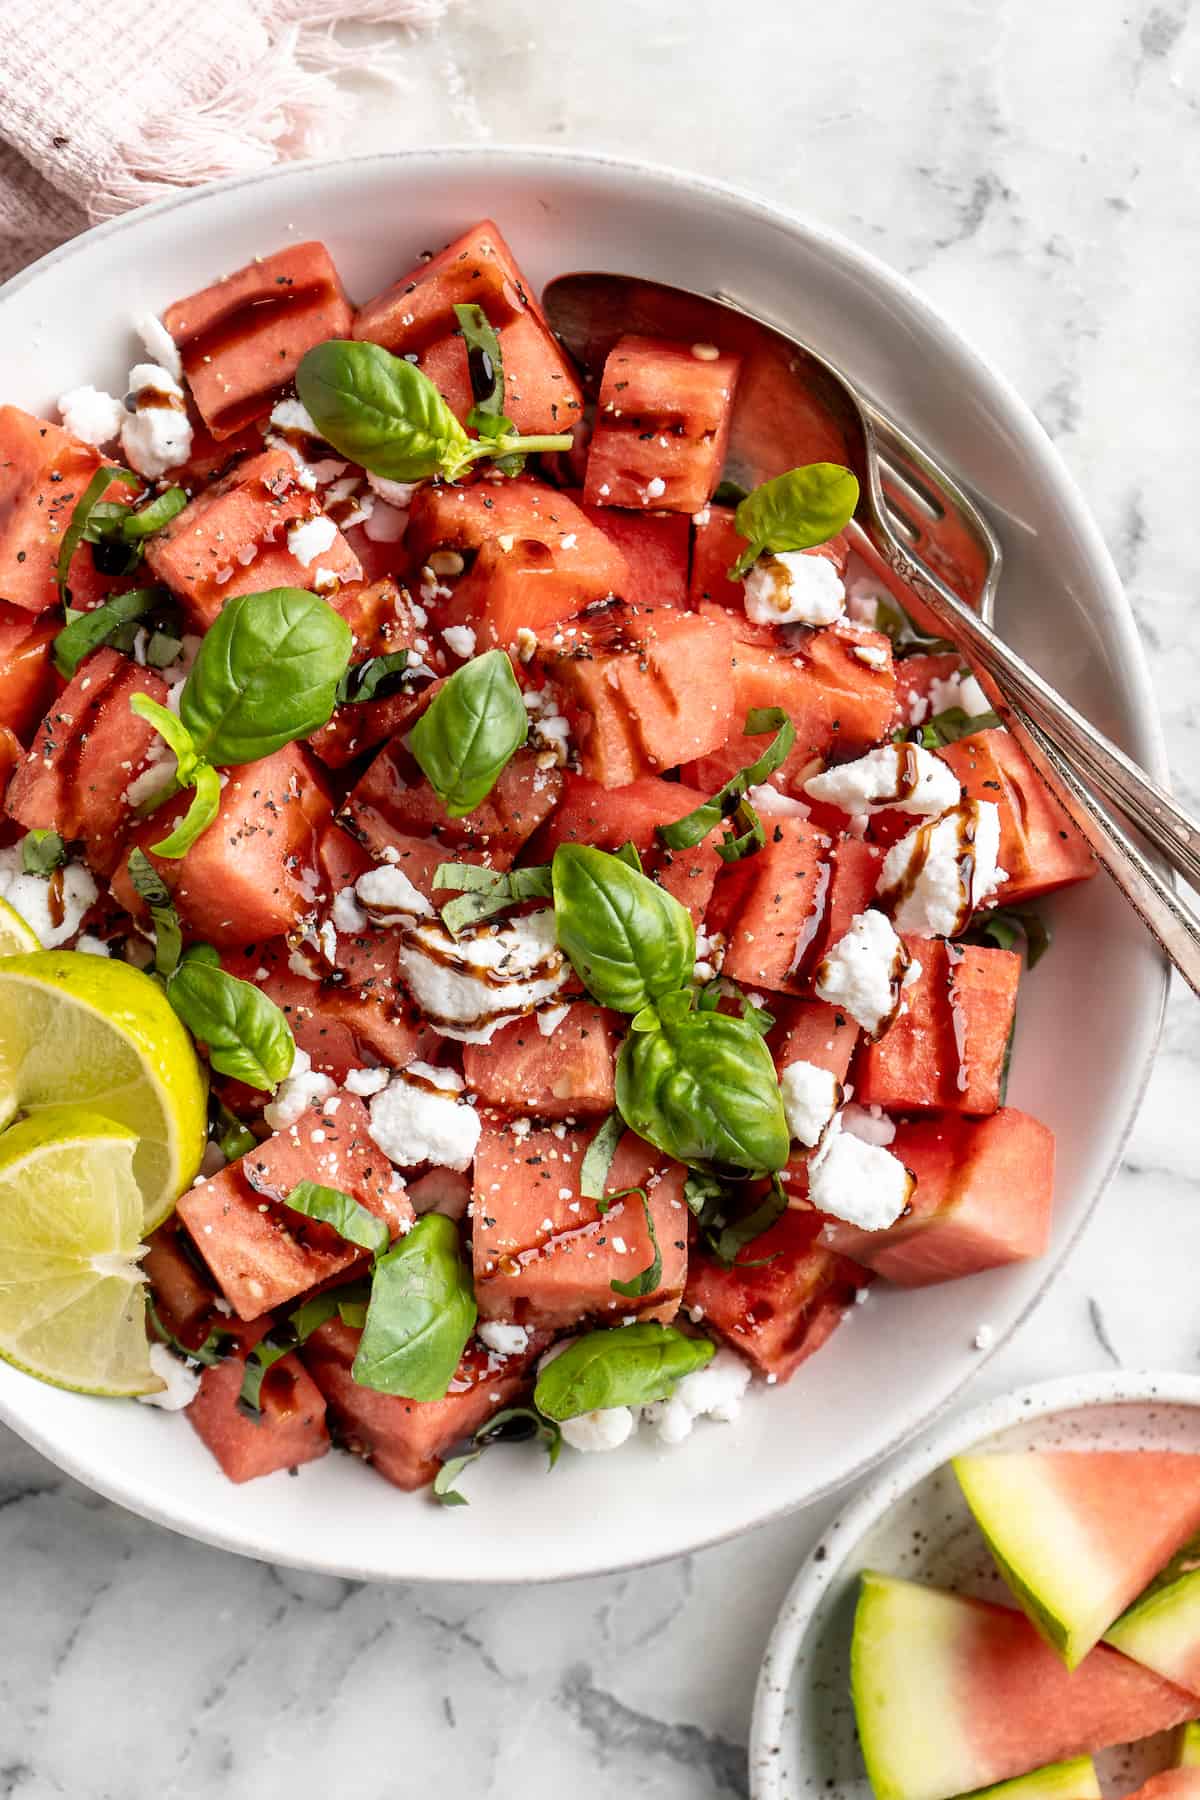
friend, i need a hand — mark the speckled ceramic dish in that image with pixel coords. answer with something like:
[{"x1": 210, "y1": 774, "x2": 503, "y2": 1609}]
[
  {"x1": 0, "y1": 149, "x2": 1169, "y2": 1583},
  {"x1": 751, "y1": 1373, "x2": 1200, "y2": 1798}
]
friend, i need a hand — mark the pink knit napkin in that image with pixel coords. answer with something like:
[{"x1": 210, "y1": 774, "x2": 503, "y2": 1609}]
[{"x1": 0, "y1": 0, "x2": 450, "y2": 282}]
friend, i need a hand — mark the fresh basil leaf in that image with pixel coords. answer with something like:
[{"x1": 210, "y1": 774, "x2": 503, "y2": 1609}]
[
  {"x1": 53, "y1": 586, "x2": 165, "y2": 678},
  {"x1": 19, "y1": 829, "x2": 66, "y2": 875},
  {"x1": 729, "y1": 463, "x2": 860, "y2": 580},
  {"x1": 963, "y1": 905, "x2": 1051, "y2": 969},
  {"x1": 126, "y1": 846, "x2": 183, "y2": 978},
  {"x1": 409, "y1": 649, "x2": 528, "y2": 818},
  {"x1": 117, "y1": 486, "x2": 187, "y2": 541},
  {"x1": 211, "y1": 1098, "x2": 256, "y2": 1163},
  {"x1": 296, "y1": 341, "x2": 573, "y2": 483},
  {"x1": 352, "y1": 1213, "x2": 476, "y2": 1402},
  {"x1": 433, "y1": 860, "x2": 554, "y2": 935},
  {"x1": 918, "y1": 705, "x2": 1002, "y2": 749},
  {"x1": 870, "y1": 592, "x2": 956, "y2": 656},
  {"x1": 695, "y1": 977, "x2": 775, "y2": 1036},
  {"x1": 146, "y1": 1297, "x2": 234, "y2": 1369},
  {"x1": 552, "y1": 843, "x2": 695, "y2": 1015},
  {"x1": 56, "y1": 464, "x2": 140, "y2": 601},
  {"x1": 236, "y1": 1281, "x2": 374, "y2": 1413},
  {"x1": 711, "y1": 479, "x2": 749, "y2": 507},
  {"x1": 454, "y1": 302, "x2": 506, "y2": 424},
  {"x1": 147, "y1": 760, "x2": 222, "y2": 860},
  {"x1": 335, "y1": 649, "x2": 415, "y2": 705},
  {"x1": 658, "y1": 708, "x2": 795, "y2": 856},
  {"x1": 146, "y1": 627, "x2": 185, "y2": 669},
  {"x1": 616, "y1": 1003, "x2": 790, "y2": 1176},
  {"x1": 612, "y1": 841, "x2": 644, "y2": 873},
  {"x1": 683, "y1": 1171, "x2": 786, "y2": 1268},
  {"x1": 180, "y1": 588, "x2": 352, "y2": 766},
  {"x1": 283, "y1": 1181, "x2": 390, "y2": 1259},
  {"x1": 711, "y1": 1175, "x2": 788, "y2": 1266},
  {"x1": 598, "y1": 1188, "x2": 662, "y2": 1299},
  {"x1": 433, "y1": 1452, "x2": 479, "y2": 1506},
  {"x1": 166, "y1": 950, "x2": 295, "y2": 1090},
  {"x1": 580, "y1": 1111, "x2": 625, "y2": 1200},
  {"x1": 434, "y1": 1406, "x2": 562, "y2": 1507},
  {"x1": 534, "y1": 1322, "x2": 714, "y2": 1422}
]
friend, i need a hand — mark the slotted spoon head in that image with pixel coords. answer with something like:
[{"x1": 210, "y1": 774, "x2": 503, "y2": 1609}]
[{"x1": 542, "y1": 270, "x2": 1000, "y2": 625}]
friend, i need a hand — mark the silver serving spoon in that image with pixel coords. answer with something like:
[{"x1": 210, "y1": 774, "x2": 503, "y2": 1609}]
[{"x1": 544, "y1": 271, "x2": 1200, "y2": 996}]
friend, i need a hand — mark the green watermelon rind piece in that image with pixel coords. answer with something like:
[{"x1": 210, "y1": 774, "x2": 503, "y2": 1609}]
[
  {"x1": 958, "y1": 1756, "x2": 1101, "y2": 1798},
  {"x1": 853, "y1": 1570, "x2": 973, "y2": 1800},
  {"x1": 1106, "y1": 1535, "x2": 1200, "y2": 1691}
]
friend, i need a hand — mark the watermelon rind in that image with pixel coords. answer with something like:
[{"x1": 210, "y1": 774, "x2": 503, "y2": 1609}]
[
  {"x1": 958, "y1": 1757, "x2": 1101, "y2": 1798},
  {"x1": 852, "y1": 1571, "x2": 979, "y2": 1800},
  {"x1": 1106, "y1": 1536, "x2": 1200, "y2": 1694}
]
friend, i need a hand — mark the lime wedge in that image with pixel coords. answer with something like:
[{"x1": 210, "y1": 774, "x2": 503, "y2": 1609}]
[
  {"x1": 0, "y1": 1106, "x2": 162, "y2": 1395},
  {"x1": 0, "y1": 895, "x2": 38, "y2": 956},
  {"x1": 0, "y1": 952, "x2": 207, "y2": 1230}
]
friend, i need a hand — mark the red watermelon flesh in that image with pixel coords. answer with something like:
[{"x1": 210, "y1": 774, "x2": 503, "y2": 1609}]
[
  {"x1": 462, "y1": 1001, "x2": 619, "y2": 1118},
  {"x1": 188, "y1": 1317, "x2": 330, "y2": 1484},
  {"x1": 530, "y1": 770, "x2": 723, "y2": 923},
  {"x1": 576, "y1": 497, "x2": 690, "y2": 609},
  {"x1": 1123, "y1": 1776, "x2": 1200, "y2": 1798},
  {"x1": 344, "y1": 740, "x2": 561, "y2": 870}
]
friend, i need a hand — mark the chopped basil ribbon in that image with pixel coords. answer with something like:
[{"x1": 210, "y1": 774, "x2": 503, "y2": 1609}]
[
  {"x1": 434, "y1": 1406, "x2": 562, "y2": 1508},
  {"x1": 336, "y1": 649, "x2": 419, "y2": 705},
  {"x1": 695, "y1": 977, "x2": 775, "y2": 1036},
  {"x1": 146, "y1": 1297, "x2": 235, "y2": 1369},
  {"x1": 282, "y1": 1181, "x2": 390, "y2": 1259},
  {"x1": 533, "y1": 1323, "x2": 714, "y2": 1422},
  {"x1": 684, "y1": 1171, "x2": 787, "y2": 1267},
  {"x1": 52, "y1": 586, "x2": 168, "y2": 679},
  {"x1": 915, "y1": 705, "x2": 1003, "y2": 749},
  {"x1": 409, "y1": 649, "x2": 529, "y2": 819},
  {"x1": 351, "y1": 1213, "x2": 477, "y2": 1402},
  {"x1": 728, "y1": 463, "x2": 860, "y2": 580},
  {"x1": 129, "y1": 587, "x2": 352, "y2": 858},
  {"x1": 963, "y1": 905, "x2": 1051, "y2": 969},
  {"x1": 19, "y1": 829, "x2": 66, "y2": 876},
  {"x1": 295, "y1": 340, "x2": 572, "y2": 484},
  {"x1": 657, "y1": 707, "x2": 795, "y2": 863},
  {"x1": 598, "y1": 1189, "x2": 662, "y2": 1299},
  {"x1": 238, "y1": 1281, "x2": 370, "y2": 1413},
  {"x1": 579, "y1": 1112, "x2": 661, "y2": 1299},
  {"x1": 454, "y1": 302, "x2": 526, "y2": 475},
  {"x1": 56, "y1": 465, "x2": 140, "y2": 601},
  {"x1": 210, "y1": 1098, "x2": 256, "y2": 1163},
  {"x1": 164, "y1": 944, "x2": 295, "y2": 1092},
  {"x1": 126, "y1": 847, "x2": 183, "y2": 979},
  {"x1": 433, "y1": 860, "x2": 554, "y2": 936}
]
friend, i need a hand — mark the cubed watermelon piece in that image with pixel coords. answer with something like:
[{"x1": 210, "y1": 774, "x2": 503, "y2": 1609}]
[
  {"x1": 303, "y1": 1315, "x2": 539, "y2": 1490},
  {"x1": 353, "y1": 220, "x2": 584, "y2": 436},
  {"x1": 576, "y1": 498, "x2": 690, "y2": 610},
  {"x1": 462, "y1": 1001, "x2": 618, "y2": 1118},
  {"x1": 309, "y1": 577, "x2": 440, "y2": 769},
  {"x1": 143, "y1": 1216, "x2": 225, "y2": 1351},
  {"x1": 164, "y1": 241, "x2": 353, "y2": 438},
  {"x1": 953, "y1": 1450, "x2": 1200, "y2": 1669},
  {"x1": 852, "y1": 939, "x2": 1020, "y2": 1116},
  {"x1": 851, "y1": 1572, "x2": 1198, "y2": 1800},
  {"x1": 144, "y1": 449, "x2": 361, "y2": 630},
  {"x1": 0, "y1": 604, "x2": 58, "y2": 742},
  {"x1": 441, "y1": 522, "x2": 630, "y2": 650},
  {"x1": 582, "y1": 335, "x2": 741, "y2": 514},
  {"x1": 684, "y1": 1205, "x2": 866, "y2": 1381},
  {"x1": 343, "y1": 740, "x2": 561, "y2": 869},
  {"x1": 187, "y1": 1317, "x2": 330, "y2": 1483},
  {"x1": 938, "y1": 728, "x2": 1096, "y2": 904},
  {"x1": 177, "y1": 1092, "x2": 411, "y2": 1319},
  {"x1": 112, "y1": 742, "x2": 332, "y2": 949},
  {"x1": 406, "y1": 475, "x2": 579, "y2": 564},
  {"x1": 472, "y1": 1118, "x2": 687, "y2": 1328},
  {"x1": 770, "y1": 997, "x2": 860, "y2": 1083},
  {"x1": 4, "y1": 647, "x2": 171, "y2": 874},
  {"x1": 531, "y1": 770, "x2": 723, "y2": 922},
  {"x1": 824, "y1": 1108, "x2": 1054, "y2": 1285},
  {"x1": 711, "y1": 819, "x2": 832, "y2": 995},
  {"x1": 0, "y1": 406, "x2": 135, "y2": 614},
  {"x1": 540, "y1": 602, "x2": 735, "y2": 786}
]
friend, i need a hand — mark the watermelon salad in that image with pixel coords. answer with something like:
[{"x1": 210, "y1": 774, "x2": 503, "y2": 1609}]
[
  {"x1": 0, "y1": 219, "x2": 1097, "y2": 1500},
  {"x1": 851, "y1": 1450, "x2": 1200, "y2": 1800}
]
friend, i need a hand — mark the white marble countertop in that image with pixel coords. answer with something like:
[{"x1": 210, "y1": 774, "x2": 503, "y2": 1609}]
[{"x1": 3, "y1": 3, "x2": 1198, "y2": 1794}]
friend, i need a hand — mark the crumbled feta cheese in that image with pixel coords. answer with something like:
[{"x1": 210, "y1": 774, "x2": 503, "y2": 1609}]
[
  {"x1": 331, "y1": 885, "x2": 368, "y2": 933},
  {"x1": 779, "y1": 1060, "x2": 841, "y2": 1148},
  {"x1": 973, "y1": 1324, "x2": 996, "y2": 1352},
  {"x1": 808, "y1": 1116, "x2": 912, "y2": 1230},
  {"x1": 137, "y1": 1342, "x2": 201, "y2": 1411},
  {"x1": 928, "y1": 669, "x2": 991, "y2": 720},
  {"x1": 560, "y1": 1405, "x2": 636, "y2": 1453},
  {"x1": 392, "y1": 910, "x2": 568, "y2": 1043},
  {"x1": 815, "y1": 909, "x2": 909, "y2": 1038},
  {"x1": 74, "y1": 933, "x2": 111, "y2": 957},
  {"x1": 263, "y1": 1047, "x2": 335, "y2": 1131},
  {"x1": 367, "y1": 472, "x2": 421, "y2": 509},
  {"x1": 265, "y1": 397, "x2": 346, "y2": 487},
  {"x1": 322, "y1": 475, "x2": 373, "y2": 531},
  {"x1": 803, "y1": 743, "x2": 961, "y2": 818},
  {"x1": 0, "y1": 846, "x2": 97, "y2": 949},
  {"x1": 120, "y1": 362, "x2": 192, "y2": 477},
  {"x1": 133, "y1": 313, "x2": 182, "y2": 382},
  {"x1": 478, "y1": 1320, "x2": 530, "y2": 1357},
  {"x1": 841, "y1": 1103, "x2": 897, "y2": 1148},
  {"x1": 57, "y1": 385, "x2": 125, "y2": 447},
  {"x1": 355, "y1": 863, "x2": 435, "y2": 920},
  {"x1": 744, "y1": 550, "x2": 846, "y2": 627},
  {"x1": 524, "y1": 687, "x2": 571, "y2": 765},
  {"x1": 642, "y1": 476, "x2": 667, "y2": 503},
  {"x1": 642, "y1": 1348, "x2": 750, "y2": 1444},
  {"x1": 368, "y1": 1061, "x2": 481, "y2": 1171},
  {"x1": 536, "y1": 1003, "x2": 571, "y2": 1038},
  {"x1": 877, "y1": 800, "x2": 1003, "y2": 937},
  {"x1": 343, "y1": 1066, "x2": 391, "y2": 1097},
  {"x1": 442, "y1": 624, "x2": 477, "y2": 660},
  {"x1": 747, "y1": 782, "x2": 809, "y2": 818},
  {"x1": 514, "y1": 626, "x2": 538, "y2": 663},
  {"x1": 286, "y1": 514, "x2": 338, "y2": 568}
]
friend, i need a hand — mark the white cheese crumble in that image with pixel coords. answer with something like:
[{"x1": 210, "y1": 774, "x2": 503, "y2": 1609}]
[
  {"x1": 391, "y1": 910, "x2": 569, "y2": 1043},
  {"x1": 442, "y1": 624, "x2": 477, "y2": 660},
  {"x1": 642, "y1": 1348, "x2": 751, "y2": 1444},
  {"x1": 808, "y1": 1115, "x2": 912, "y2": 1231},
  {"x1": 286, "y1": 514, "x2": 338, "y2": 568},
  {"x1": 57, "y1": 385, "x2": 125, "y2": 447},
  {"x1": 134, "y1": 313, "x2": 183, "y2": 383},
  {"x1": 877, "y1": 800, "x2": 1004, "y2": 937},
  {"x1": 136, "y1": 1342, "x2": 201, "y2": 1411},
  {"x1": 560, "y1": 1406, "x2": 636, "y2": 1453},
  {"x1": 74, "y1": 933, "x2": 111, "y2": 957},
  {"x1": 0, "y1": 846, "x2": 97, "y2": 949},
  {"x1": 747, "y1": 781, "x2": 808, "y2": 818},
  {"x1": 815, "y1": 909, "x2": 909, "y2": 1038},
  {"x1": 841, "y1": 1103, "x2": 898, "y2": 1148},
  {"x1": 478, "y1": 1321, "x2": 530, "y2": 1357},
  {"x1": 973, "y1": 1324, "x2": 996, "y2": 1352},
  {"x1": 355, "y1": 863, "x2": 435, "y2": 920},
  {"x1": 803, "y1": 744, "x2": 961, "y2": 818},
  {"x1": 366, "y1": 472, "x2": 421, "y2": 509},
  {"x1": 367, "y1": 1062, "x2": 481, "y2": 1172},
  {"x1": 928, "y1": 669, "x2": 991, "y2": 720},
  {"x1": 643, "y1": 476, "x2": 667, "y2": 502},
  {"x1": 779, "y1": 1060, "x2": 841, "y2": 1149},
  {"x1": 744, "y1": 550, "x2": 846, "y2": 627},
  {"x1": 343, "y1": 1066, "x2": 391, "y2": 1097},
  {"x1": 263, "y1": 1047, "x2": 336, "y2": 1132},
  {"x1": 331, "y1": 885, "x2": 368, "y2": 933},
  {"x1": 266, "y1": 397, "x2": 347, "y2": 488},
  {"x1": 120, "y1": 362, "x2": 192, "y2": 478}
]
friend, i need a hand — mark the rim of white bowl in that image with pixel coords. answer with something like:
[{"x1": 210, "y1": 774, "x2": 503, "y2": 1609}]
[
  {"x1": 750, "y1": 1370, "x2": 1200, "y2": 1798},
  {"x1": 0, "y1": 146, "x2": 1171, "y2": 1581}
]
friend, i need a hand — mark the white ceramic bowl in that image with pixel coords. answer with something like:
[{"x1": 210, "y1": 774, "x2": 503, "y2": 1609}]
[
  {"x1": 751, "y1": 1373, "x2": 1200, "y2": 1798},
  {"x1": 0, "y1": 148, "x2": 1167, "y2": 1583}
]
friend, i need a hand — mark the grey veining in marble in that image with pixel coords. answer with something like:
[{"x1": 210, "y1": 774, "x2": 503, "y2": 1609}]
[{"x1": 3, "y1": 2, "x2": 1199, "y2": 1794}]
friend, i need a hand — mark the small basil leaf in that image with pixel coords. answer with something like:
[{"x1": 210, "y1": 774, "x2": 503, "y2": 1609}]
[
  {"x1": 552, "y1": 843, "x2": 695, "y2": 1016},
  {"x1": 598, "y1": 1188, "x2": 662, "y2": 1299},
  {"x1": 118, "y1": 486, "x2": 187, "y2": 541},
  {"x1": 56, "y1": 464, "x2": 140, "y2": 601},
  {"x1": 298, "y1": 339, "x2": 474, "y2": 482},
  {"x1": 579, "y1": 1111, "x2": 625, "y2": 1201},
  {"x1": 711, "y1": 1175, "x2": 788, "y2": 1267},
  {"x1": 918, "y1": 706, "x2": 1003, "y2": 749},
  {"x1": 53, "y1": 586, "x2": 165, "y2": 678},
  {"x1": 283, "y1": 1181, "x2": 390, "y2": 1259},
  {"x1": 433, "y1": 860, "x2": 554, "y2": 936},
  {"x1": 711, "y1": 479, "x2": 749, "y2": 506},
  {"x1": 145, "y1": 1297, "x2": 234, "y2": 1369},
  {"x1": 433, "y1": 1451, "x2": 479, "y2": 1506},
  {"x1": 238, "y1": 1280, "x2": 366, "y2": 1413},
  {"x1": 336, "y1": 649, "x2": 415, "y2": 705},
  {"x1": 148, "y1": 761, "x2": 222, "y2": 860},
  {"x1": 615, "y1": 1005, "x2": 790, "y2": 1176},
  {"x1": 126, "y1": 846, "x2": 183, "y2": 978},
  {"x1": 180, "y1": 588, "x2": 352, "y2": 766},
  {"x1": 211, "y1": 1098, "x2": 257, "y2": 1163},
  {"x1": 352, "y1": 1213, "x2": 477, "y2": 1402},
  {"x1": 166, "y1": 954, "x2": 295, "y2": 1091},
  {"x1": 20, "y1": 829, "x2": 66, "y2": 876},
  {"x1": 454, "y1": 302, "x2": 506, "y2": 424},
  {"x1": 534, "y1": 1323, "x2": 714, "y2": 1422},
  {"x1": 963, "y1": 905, "x2": 1051, "y2": 968},
  {"x1": 408, "y1": 649, "x2": 528, "y2": 818},
  {"x1": 290, "y1": 1283, "x2": 371, "y2": 1342},
  {"x1": 870, "y1": 591, "x2": 957, "y2": 656},
  {"x1": 435, "y1": 1406, "x2": 562, "y2": 1507},
  {"x1": 683, "y1": 1172, "x2": 785, "y2": 1268},
  {"x1": 729, "y1": 463, "x2": 860, "y2": 580},
  {"x1": 658, "y1": 708, "x2": 795, "y2": 852},
  {"x1": 613, "y1": 841, "x2": 644, "y2": 873}
]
